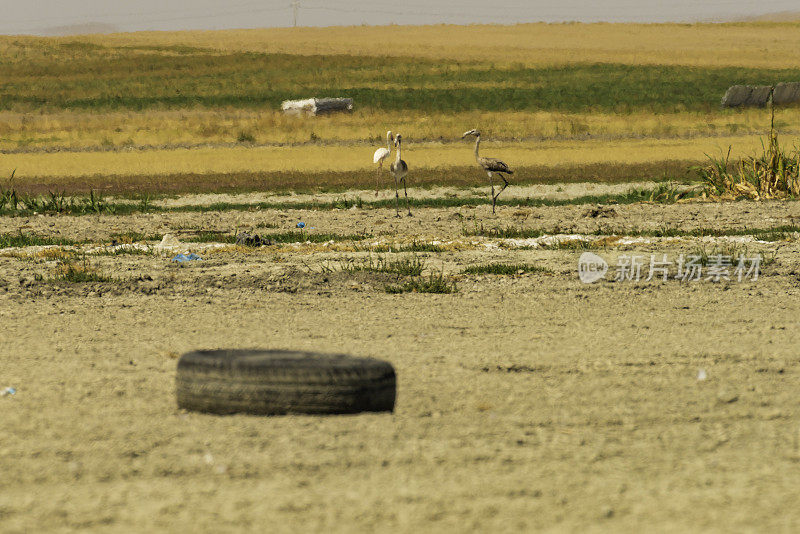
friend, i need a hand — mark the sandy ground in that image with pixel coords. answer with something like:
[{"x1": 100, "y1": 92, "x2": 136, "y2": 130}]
[
  {"x1": 3, "y1": 192, "x2": 800, "y2": 532},
  {"x1": 150, "y1": 182, "x2": 666, "y2": 208},
  {"x1": 3, "y1": 180, "x2": 800, "y2": 244}
]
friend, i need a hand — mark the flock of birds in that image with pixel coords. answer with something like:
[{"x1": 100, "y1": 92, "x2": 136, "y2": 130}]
[{"x1": 372, "y1": 130, "x2": 514, "y2": 216}]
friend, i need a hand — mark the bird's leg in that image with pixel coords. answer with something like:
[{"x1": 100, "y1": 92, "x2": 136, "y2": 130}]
[
  {"x1": 489, "y1": 172, "x2": 496, "y2": 214},
  {"x1": 375, "y1": 162, "x2": 381, "y2": 197},
  {"x1": 402, "y1": 177, "x2": 412, "y2": 216},
  {"x1": 394, "y1": 175, "x2": 401, "y2": 217},
  {"x1": 493, "y1": 175, "x2": 510, "y2": 209}
]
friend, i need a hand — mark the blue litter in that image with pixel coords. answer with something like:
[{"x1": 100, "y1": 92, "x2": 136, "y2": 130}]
[
  {"x1": 296, "y1": 221, "x2": 306, "y2": 228},
  {"x1": 171, "y1": 253, "x2": 202, "y2": 263},
  {"x1": 1, "y1": 387, "x2": 15, "y2": 397}
]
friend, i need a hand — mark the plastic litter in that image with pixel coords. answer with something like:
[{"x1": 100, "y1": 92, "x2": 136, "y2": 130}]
[
  {"x1": 236, "y1": 233, "x2": 271, "y2": 247},
  {"x1": 296, "y1": 222, "x2": 306, "y2": 228},
  {"x1": 1, "y1": 387, "x2": 16, "y2": 396},
  {"x1": 171, "y1": 253, "x2": 202, "y2": 263},
  {"x1": 697, "y1": 369, "x2": 707, "y2": 381}
]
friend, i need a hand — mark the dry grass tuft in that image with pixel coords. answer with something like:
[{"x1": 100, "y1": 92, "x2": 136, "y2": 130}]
[{"x1": 698, "y1": 98, "x2": 800, "y2": 200}]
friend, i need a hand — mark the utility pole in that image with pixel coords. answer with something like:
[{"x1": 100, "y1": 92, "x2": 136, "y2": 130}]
[{"x1": 291, "y1": 0, "x2": 299, "y2": 27}]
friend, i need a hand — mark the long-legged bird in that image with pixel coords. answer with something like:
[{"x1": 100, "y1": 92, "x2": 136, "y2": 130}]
[
  {"x1": 390, "y1": 134, "x2": 412, "y2": 217},
  {"x1": 372, "y1": 130, "x2": 393, "y2": 196},
  {"x1": 462, "y1": 129, "x2": 513, "y2": 214}
]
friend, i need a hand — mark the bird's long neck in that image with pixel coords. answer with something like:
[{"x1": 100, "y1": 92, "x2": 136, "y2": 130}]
[
  {"x1": 395, "y1": 141, "x2": 402, "y2": 162},
  {"x1": 474, "y1": 135, "x2": 481, "y2": 161},
  {"x1": 386, "y1": 135, "x2": 392, "y2": 151}
]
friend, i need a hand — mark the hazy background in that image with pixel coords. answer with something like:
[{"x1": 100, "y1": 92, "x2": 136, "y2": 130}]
[{"x1": 2, "y1": 0, "x2": 799, "y2": 35}]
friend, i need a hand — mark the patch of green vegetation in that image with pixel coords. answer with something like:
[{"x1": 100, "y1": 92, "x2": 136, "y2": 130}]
[
  {"x1": 686, "y1": 243, "x2": 777, "y2": 268},
  {"x1": 180, "y1": 230, "x2": 370, "y2": 245},
  {"x1": 385, "y1": 271, "x2": 457, "y2": 294},
  {"x1": 645, "y1": 181, "x2": 698, "y2": 203},
  {"x1": 50, "y1": 256, "x2": 114, "y2": 283},
  {"x1": 4, "y1": 42, "x2": 800, "y2": 113},
  {"x1": 341, "y1": 255, "x2": 426, "y2": 276},
  {"x1": 757, "y1": 227, "x2": 799, "y2": 242},
  {"x1": 0, "y1": 233, "x2": 81, "y2": 249},
  {"x1": 113, "y1": 44, "x2": 208, "y2": 55},
  {"x1": 91, "y1": 248, "x2": 149, "y2": 257},
  {"x1": 696, "y1": 109, "x2": 800, "y2": 200},
  {"x1": 0, "y1": 185, "x2": 717, "y2": 218},
  {"x1": 362, "y1": 241, "x2": 446, "y2": 253},
  {"x1": 110, "y1": 231, "x2": 162, "y2": 243},
  {"x1": 268, "y1": 231, "x2": 369, "y2": 244},
  {"x1": 89, "y1": 246, "x2": 152, "y2": 256},
  {"x1": 0, "y1": 187, "x2": 117, "y2": 216},
  {"x1": 538, "y1": 239, "x2": 595, "y2": 251},
  {"x1": 636, "y1": 225, "x2": 800, "y2": 240},
  {"x1": 462, "y1": 262, "x2": 550, "y2": 275},
  {"x1": 463, "y1": 224, "x2": 547, "y2": 239},
  {"x1": 236, "y1": 130, "x2": 256, "y2": 143},
  {"x1": 466, "y1": 222, "x2": 800, "y2": 241},
  {"x1": 182, "y1": 232, "x2": 236, "y2": 244},
  {"x1": 329, "y1": 197, "x2": 365, "y2": 210},
  {"x1": 20, "y1": 162, "x2": 697, "y2": 199}
]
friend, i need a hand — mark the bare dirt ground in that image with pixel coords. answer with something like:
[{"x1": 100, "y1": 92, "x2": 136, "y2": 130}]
[{"x1": 3, "y1": 188, "x2": 800, "y2": 532}]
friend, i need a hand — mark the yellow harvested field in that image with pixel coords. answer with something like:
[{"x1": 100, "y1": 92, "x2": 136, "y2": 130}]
[
  {"x1": 6, "y1": 135, "x2": 770, "y2": 180},
  {"x1": 0, "y1": 108, "x2": 795, "y2": 151},
  {"x1": 81, "y1": 22, "x2": 800, "y2": 68}
]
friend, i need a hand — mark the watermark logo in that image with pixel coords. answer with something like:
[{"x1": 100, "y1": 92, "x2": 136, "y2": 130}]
[
  {"x1": 578, "y1": 252, "x2": 762, "y2": 283},
  {"x1": 578, "y1": 252, "x2": 609, "y2": 284}
]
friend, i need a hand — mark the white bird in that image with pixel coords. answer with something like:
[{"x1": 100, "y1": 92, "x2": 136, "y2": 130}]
[
  {"x1": 372, "y1": 130, "x2": 393, "y2": 196},
  {"x1": 462, "y1": 129, "x2": 514, "y2": 214},
  {"x1": 390, "y1": 134, "x2": 411, "y2": 217}
]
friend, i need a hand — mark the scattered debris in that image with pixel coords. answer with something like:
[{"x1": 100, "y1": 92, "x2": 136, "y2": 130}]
[
  {"x1": 171, "y1": 253, "x2": 201, "y2": 263},
  {"x1": 697, "y1": 369, "x2": 707, "y2": 381},
  {"x1": 717, "y1": 390, "x2": 739, "y2": 404},
  {"x1": 280, "y1": 97, "x2": 354, "y2": 116},
  {"x1": 722, "y1": 82, "x2": 800, "y2": 108},
  {"x1": 235, "y1": 233, "x2": 271, "y2": 247},
  {"x1": 582, "y1": 205, "x2": 617, "y2": 218},
  {"x1": 1, "y1": 387, "x2": 16, "y2": 396},
  {"x1": 296, "y1": 222, "x2": 306, "y2": 228},
  {"x1": 154, "y1": 234, "x2": 182, "y2": 253}
]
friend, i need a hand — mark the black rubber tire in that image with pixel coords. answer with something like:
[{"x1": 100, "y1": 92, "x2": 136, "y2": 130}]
[{"x1": 176, "y1": 349, "x2": 396, "y2": 415}]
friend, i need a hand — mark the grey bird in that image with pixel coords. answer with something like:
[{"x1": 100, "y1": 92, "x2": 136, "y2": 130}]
[
  {"x1": 462, "y1": 129, "x2": 513, "y2": 214},
  {"x1": 390, "y1": 133, "x2": 412, "y2": 217}
]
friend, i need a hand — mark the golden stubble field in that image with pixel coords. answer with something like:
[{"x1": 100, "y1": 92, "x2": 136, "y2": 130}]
[
  {"x1": 2, "y1": 188, "x2": 800, "y2": 531},
  {"x1": 79, "y1": 22, "x2": 800, "y2": 68},
  {"x1": 2, "y1": 21, "x2": 800, "y2": 187},
  {"x1": 0, "y1": 134, "x2": 771, "y2": 180}
]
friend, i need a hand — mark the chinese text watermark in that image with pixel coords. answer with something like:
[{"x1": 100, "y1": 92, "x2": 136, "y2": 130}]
[{"x1": 578, "y1": 252, "x2": 761, "y2": 284}]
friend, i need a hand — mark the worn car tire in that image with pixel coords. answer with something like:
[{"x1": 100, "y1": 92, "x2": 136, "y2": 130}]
[{"x1": 176, "y1": 349, "x2": 396, "y2": 415}]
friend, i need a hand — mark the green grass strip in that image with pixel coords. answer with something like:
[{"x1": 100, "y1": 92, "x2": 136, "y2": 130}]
[{"x1": 0, "y1": 233, "x2": 82, "y2": 248}]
